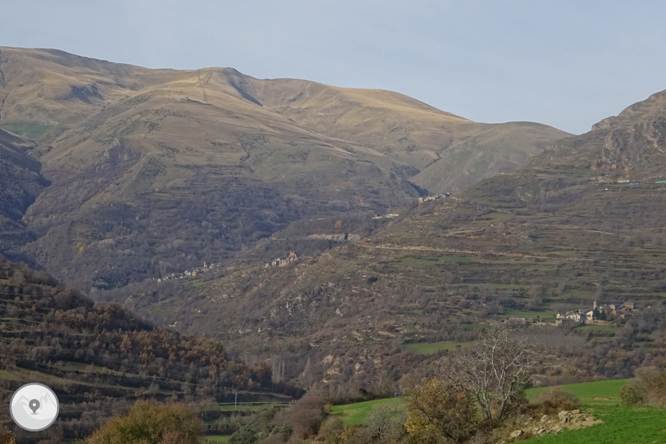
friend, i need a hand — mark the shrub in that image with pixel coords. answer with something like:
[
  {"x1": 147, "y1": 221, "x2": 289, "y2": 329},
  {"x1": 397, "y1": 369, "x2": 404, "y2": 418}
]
[
  {"x1": 622, "y1": 368, "x2": 666, "y2": 407},
  {"x1": 258, "y1": 435, "x2": 284, "y2": 444},
  {"x1": 289, "y1": 395, "x2": 327, "y2": 439},
  {"x1": 646, "y1": 371, "x2": 666, "y2": 407},
  {"x1": 86, "y1": 401, "x2": 204, "y2": 444},
  {"x1": 0, "y1": 427, "x2": 16, "y2": 444},
  {"x1": 405, "y1": 378, "x2": 477, "y2": 443},
  {"x1": 620, "y1": 379, "x2": 647, "y2": 406},
  {"x1": 229, "y1": 427, "x2": 257, "y2": 444},
  {"x1": 356, "y1": 404, "x2": 407, "y2": 443},
  {"x1": 317, "y1": 416, "x2": 344, "y2": 443},
  {"x1": 536, "y1": 387, "x2": 580, "y2": 414}
]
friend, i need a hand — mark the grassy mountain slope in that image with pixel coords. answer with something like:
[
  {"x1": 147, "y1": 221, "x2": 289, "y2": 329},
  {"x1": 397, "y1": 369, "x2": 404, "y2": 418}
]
[
  {"x1": 0, "y1": 47, "x2": 568, "y2": 289},
  {"x1": 0, "y1": 256, "x2": 297, "y2": 441},
  {"x1": 104, "y1": 89, "x2": 666, "y2": 393},
  {"x1": 0, "y1": 128, "x2": 48, "y2": 255},
  {"x1": 411, "y1": 121, "x2": 567, "y2": 192}
]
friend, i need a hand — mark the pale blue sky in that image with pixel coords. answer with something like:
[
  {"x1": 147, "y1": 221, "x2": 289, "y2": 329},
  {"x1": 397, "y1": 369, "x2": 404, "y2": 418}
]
[{"x1": 1, "y1": 0, "x2": 665, "y2": 134}]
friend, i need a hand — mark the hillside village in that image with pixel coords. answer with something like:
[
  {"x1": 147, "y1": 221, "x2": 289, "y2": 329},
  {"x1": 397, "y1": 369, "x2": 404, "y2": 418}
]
[
  {"x1": 417, "y1": 192, "x2": 451, "y2": 203},
  {"x1": 265, "y1": 251, "x2": 299, "y2": 268},
  {"x1": 555, "y1": 300, "x2": 640, "y2": 326},
  {"x1": 153, "y1": 252, "x2": 303, "y2": 280},
  {"x1": 155, "y1": 261, "x2": 220, "y2": 282},
  {"x1": 372, "y1": 213, "x2": 400, "y2": 220}
]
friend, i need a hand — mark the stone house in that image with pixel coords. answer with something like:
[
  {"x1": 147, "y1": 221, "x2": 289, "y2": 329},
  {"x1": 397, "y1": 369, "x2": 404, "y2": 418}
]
[{"x1": 556, "y1": 311, "x2": 584, "y2": 323}]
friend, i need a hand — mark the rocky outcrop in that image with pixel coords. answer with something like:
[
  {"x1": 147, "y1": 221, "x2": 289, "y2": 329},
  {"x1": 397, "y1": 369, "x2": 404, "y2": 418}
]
[{"x1": 504, "y1": 409, "x2": 601, "y2": 442}]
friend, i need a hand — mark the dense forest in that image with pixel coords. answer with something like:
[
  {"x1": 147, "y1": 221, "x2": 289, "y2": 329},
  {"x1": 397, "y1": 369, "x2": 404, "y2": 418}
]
[{"x1": 0, "y1": 257, "x2": 300, "y2": 442}]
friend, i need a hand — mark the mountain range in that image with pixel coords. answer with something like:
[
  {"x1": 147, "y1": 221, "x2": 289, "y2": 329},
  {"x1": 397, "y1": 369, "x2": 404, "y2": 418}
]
[
  {"x1": 4, "y1": 46, "x2": 666, "y2": 401},
  {"x1": 0, "y1": 46, "x2": 568, "y2": 289}
]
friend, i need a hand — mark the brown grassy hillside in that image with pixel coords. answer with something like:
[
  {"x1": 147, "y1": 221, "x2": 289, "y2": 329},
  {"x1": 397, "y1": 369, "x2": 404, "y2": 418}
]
[
  {"x1": 99, "y1": 89, "x2": 666, "y2": 394},
  {"x1": 0, "y1": 47, "x2": 568, "y2": 289}
]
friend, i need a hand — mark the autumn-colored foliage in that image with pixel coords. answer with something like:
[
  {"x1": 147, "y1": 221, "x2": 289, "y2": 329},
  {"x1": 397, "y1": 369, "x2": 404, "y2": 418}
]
[
  {"x1": 620, "y1": 379, "x2": 647, "y2": 406},
  {"x1": 86, "y1": 401, "x2": 204, "y2": 444},
  {"x1": 289, "y1": 395, "x2": 327, "y2": 439},
  {"x1": 0, "y1": 427, "x2": 16, "y2": 444},
  {"x1": 405, "y1": 378, "x2": 477, "y2": 444},
  {"x1": 621, "y1": 368, "x2": 666, "y2": 407},
  {"x1": 536, "y1": 387, "x2": 580, "y2": 414}
]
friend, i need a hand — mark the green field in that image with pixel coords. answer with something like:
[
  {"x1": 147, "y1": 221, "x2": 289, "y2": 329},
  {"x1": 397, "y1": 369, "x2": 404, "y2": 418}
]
[
  {"x1": 529, "y1": 405, "x2": 666, "y2": 443},
  {"x1": 331, "y1": 397, "x2": 406, "y2": 425},
  {"x1": 397, "y1": 255, "x2": 474, "y2": 265},
  {"x1": 332, "y1": 379, "x2": 629, "y2": 426},
  {"x1": 403, "y1": 341, "x2": 475, "y2": 354},
  {"x1": 527, "y1": 379, "x2": 627, "y2": 404},
  {"x1": 0, "y1": 121, "x2": 59, "y2": 138},
  {"x1": 203, "y1": 435, "x2": 230, "y2": 443},
  {"x1": 503, "y1": 309, "x2": 557, "y2": 321},
  {"x1": 330, "y1": 380, "x2": 665, "y2": 443},
  {"x1": 0, "y1": 369, "x2": 19, "y2": 381},
  {"x1": 574, "y1": 324, "x2": 618, "y2": 334}
]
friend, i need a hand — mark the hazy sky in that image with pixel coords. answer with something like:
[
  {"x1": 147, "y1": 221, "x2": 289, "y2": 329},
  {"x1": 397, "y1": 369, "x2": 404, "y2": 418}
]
[{"x1": 2, "y1": 0, "x2": 666, "y2": 134}]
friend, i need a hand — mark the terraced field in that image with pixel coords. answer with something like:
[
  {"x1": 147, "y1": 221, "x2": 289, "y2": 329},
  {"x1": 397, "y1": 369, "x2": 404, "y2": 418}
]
[
  {"x1": 403, "y1": 341, "x2": 476, "y2": 354},
  {"x1": 0, "y1": 258, "x2": 297, "y2": 441},
  {"x1": 203, "y1": 436, "x2": 231, "y2": 444}
]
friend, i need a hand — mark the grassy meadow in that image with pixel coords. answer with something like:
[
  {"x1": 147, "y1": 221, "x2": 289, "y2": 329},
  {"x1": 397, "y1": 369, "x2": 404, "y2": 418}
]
[
  {"x1": 203, "y1": 435, "x2": 231, "y2": 443},
  {"x1": 526, "y1": 379, "x2": 627, "y2": 404},
  {"x1": 529, "y1": 405, "x2": 666, "y2": 443},
  {"x1": 330, "y1": 379, "x2": 666, "y2": 443},
  {"x1": 331, "y1": 397, "x2": 406, "y2": 425},
  {"x1": 332, "y1": 379, "x2": 629, "y2": 425},
  {"x1": 0, "y1": 121, "x2": 59, "y2": 139}
]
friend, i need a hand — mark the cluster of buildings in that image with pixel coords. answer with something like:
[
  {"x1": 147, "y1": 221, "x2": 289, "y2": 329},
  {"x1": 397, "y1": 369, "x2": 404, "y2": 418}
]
[
  {"x1": 417, "y1": 193, "x2": 450, "y2": 203},
  {"x1": 156, "y1": 262, "x2": 218, "y2": 282},
  {"x1": 372, "y1": 213, "x2": 399, "y2": 220},
  {"x1": 306, "y1": 233, "x2": 361, "y2": 242},
  {"x1": 265, "y1": 251, "x2": 299, "y2": 268},
  {"x1": 596, "y1": 176, "x2": 633, "y2": 185},
  {"x1": 555, "y1": 300, "x2": 637, "y2": 326}
]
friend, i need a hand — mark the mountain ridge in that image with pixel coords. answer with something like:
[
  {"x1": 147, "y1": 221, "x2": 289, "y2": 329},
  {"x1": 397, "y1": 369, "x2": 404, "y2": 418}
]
[{"x1": 0, "y1": 46, "x2": 569, "y2": 290}]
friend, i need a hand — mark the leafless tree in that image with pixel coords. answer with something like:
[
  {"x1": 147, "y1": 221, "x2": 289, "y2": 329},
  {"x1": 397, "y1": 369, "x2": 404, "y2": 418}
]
[
  {"x1": 363, "y1": 404, "x2": 407, "y2": 443},
  {"x1": 439, "y1": 325, "x2": 538, "y2": 428},
  {"x1": 289, "y1": 395, "x2": 326, "y2": 439}
]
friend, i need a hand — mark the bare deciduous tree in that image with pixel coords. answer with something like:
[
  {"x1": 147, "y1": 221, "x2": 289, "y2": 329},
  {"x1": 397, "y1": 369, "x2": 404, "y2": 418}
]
[
  {"x1": 289, "y1": 395, "x2": 327, "y2": 439},
  {"x1": 357, "y1": 404, "x2": 407, "y2": 443},
  {"x1": 440, "y1": 326, "x2": 538, "y2": 428}
]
